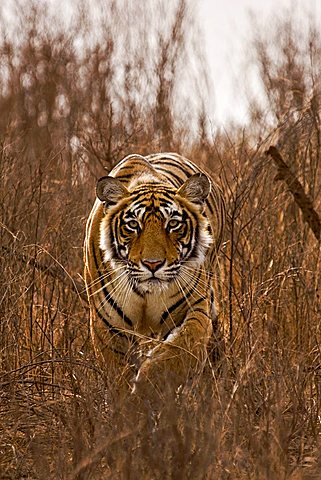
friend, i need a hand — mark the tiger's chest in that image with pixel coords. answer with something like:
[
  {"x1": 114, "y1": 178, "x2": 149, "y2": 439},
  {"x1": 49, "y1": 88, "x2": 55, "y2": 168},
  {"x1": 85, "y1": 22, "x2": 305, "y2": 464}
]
[{"x1": 119, "y1": 285, "x2": 187, "y2": 338}]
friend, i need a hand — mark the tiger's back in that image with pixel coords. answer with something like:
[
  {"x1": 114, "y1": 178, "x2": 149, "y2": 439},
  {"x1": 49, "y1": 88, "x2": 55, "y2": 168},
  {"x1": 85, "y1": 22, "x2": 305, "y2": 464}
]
[{"x1": 84, "y1": 153, "x2": 225, "y2": 387}]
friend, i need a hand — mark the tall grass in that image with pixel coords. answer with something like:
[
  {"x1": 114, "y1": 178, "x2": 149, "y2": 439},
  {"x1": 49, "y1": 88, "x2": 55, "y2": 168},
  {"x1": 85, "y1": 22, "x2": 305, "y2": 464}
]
[{"x1": 1, "y1": 2, "x2": 321, "y2": 478}]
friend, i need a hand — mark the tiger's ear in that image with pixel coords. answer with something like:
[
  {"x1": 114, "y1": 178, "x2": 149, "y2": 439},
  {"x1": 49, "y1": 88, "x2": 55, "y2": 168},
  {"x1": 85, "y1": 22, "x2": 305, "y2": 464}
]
[
  {"x1": 96, "y1": 176, "x2": 129, "y2": 203},
  {"x1": 177, "y1": 173, "x2": 211, "y2": 205}
]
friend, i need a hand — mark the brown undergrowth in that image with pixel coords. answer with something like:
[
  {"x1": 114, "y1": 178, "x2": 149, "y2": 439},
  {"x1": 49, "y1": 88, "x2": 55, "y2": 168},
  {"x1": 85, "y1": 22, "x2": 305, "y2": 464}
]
[{"x1": 1, "y1": 1, "x2": 321, "y2": 478}]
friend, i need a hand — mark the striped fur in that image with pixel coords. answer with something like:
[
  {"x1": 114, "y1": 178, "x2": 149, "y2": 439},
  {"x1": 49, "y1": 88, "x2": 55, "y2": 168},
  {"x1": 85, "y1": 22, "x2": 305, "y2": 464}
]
[{"x1": 84, "y1": 153, "x2": 225, "y2": 386}]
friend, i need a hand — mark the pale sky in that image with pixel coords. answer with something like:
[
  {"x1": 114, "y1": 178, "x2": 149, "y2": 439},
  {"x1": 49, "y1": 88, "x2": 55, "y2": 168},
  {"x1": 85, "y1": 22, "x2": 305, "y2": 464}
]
[{"x1": 200, "y1": 0, "x2": 321, "y2": 125}]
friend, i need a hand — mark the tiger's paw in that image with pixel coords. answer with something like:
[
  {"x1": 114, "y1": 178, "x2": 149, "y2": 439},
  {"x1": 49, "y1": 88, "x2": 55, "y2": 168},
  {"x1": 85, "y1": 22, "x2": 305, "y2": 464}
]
[{"x1": 131, "y1": 345, "x2": 188, "y2": 398}]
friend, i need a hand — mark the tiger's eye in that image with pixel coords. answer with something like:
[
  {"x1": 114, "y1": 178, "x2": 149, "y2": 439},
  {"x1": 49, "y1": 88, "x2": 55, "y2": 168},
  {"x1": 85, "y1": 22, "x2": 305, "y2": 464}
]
[
  {"x1": 127, "y1": 219, "x2": 140, "y2": 230},
  {"x1": 167, "y1": 219, "x2": 181, "y2": 230}
]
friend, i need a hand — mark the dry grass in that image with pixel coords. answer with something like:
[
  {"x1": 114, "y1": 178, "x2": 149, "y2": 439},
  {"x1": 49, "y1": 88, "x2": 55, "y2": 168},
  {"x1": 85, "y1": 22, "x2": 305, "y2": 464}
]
[{"x1": 1, "y1": 2, "x2": 321, "y2": 479}]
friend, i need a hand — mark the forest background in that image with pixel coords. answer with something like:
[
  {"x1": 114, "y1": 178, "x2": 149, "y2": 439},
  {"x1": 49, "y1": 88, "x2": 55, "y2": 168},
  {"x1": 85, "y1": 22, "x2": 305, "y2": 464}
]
[{"x1": 0, "y1": 0, "x2": 321, "y2": 478}]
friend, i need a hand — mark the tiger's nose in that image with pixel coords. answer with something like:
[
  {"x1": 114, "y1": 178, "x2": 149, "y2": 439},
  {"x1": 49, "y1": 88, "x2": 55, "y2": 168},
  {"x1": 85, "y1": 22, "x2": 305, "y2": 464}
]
[{"x1": 142, "y1": 258, "x2": 165, "y2": 272}]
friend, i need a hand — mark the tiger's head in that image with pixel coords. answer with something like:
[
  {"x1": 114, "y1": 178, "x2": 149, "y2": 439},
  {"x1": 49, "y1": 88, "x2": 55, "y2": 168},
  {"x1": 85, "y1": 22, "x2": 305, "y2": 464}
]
[{"x1": 96, "y1": 173, "x2": 212, "y2": 294}]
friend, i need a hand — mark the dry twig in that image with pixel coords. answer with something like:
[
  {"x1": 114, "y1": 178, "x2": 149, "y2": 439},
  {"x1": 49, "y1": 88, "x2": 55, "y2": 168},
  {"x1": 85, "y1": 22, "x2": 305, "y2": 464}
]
[{"x1": 266, "y1": 146, "x2": 321, "y2": 242}]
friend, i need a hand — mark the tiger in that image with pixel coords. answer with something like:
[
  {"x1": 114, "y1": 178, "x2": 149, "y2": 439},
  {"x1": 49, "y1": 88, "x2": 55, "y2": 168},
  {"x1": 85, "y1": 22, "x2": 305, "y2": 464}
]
[{"x1": 84, "y1": 153, "x2": 225, "y2": 390}]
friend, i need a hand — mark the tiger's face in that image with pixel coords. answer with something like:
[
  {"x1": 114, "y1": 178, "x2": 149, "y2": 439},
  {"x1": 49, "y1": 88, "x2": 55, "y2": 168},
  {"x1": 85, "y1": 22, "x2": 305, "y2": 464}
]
[{"x1": 96, "y1": 174, "x2": 212, "y2": 294}]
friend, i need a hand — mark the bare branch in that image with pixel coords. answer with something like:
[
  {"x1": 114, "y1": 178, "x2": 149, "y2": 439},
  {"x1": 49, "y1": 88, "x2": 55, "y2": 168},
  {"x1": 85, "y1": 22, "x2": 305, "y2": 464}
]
[{"x1": 266, "y1": 145, "x2": 321, "y2": 241}]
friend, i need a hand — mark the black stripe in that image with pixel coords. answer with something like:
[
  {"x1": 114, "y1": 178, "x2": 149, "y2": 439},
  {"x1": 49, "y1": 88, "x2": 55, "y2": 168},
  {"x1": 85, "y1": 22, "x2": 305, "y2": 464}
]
[
  {"x1": 95, "y1": 307, "x2": 128, "y2": 338},
  {"x1": 130, "y1": 190, "x2": 174, "y2": 206},
  {"x1": 192, "y1": 296, "x2": 207, "y2": 307},
  {"x1": 160, "y1": 271, "x2": 202, "y2": 324},
  {"x1": 157, "y1": 169, "x2": 185, "y2": 187},
  {"x1": 159, "y1": 200, "x2": 176, "y2": 209},
  {"x1": 188, "y1": 223, "x2": 199, "y2": 260},
  {"x1": 210, "y1": 289, "x2": 214, "y2": 306},
  {"x1": 206, "y1": 199, "x2": 214, "y2": 215},
  {"x1": 152, "y1": 158, "x2": 196, "y2": 176},
  {"x1": 163, "y1": 316, "x2": 186, "y2": 341},
  {"x1": 162, "y1": 296, "x2": 208, "y2": 341},
  {"x1": 132, "y1": 284, "x2": 145, "y2": 298},
  {"x1": 131, "y1": 185, "x2": 174, "y2": 193},
  {"x1": 189, "y1": 308, "x2": 209, "y2": 315},
  {"x1": 114, "y1": 173, "x2": 134, "y2": 180},
  {"x1": 91, "y1": 241, "x2": 133, "y2": 327}
]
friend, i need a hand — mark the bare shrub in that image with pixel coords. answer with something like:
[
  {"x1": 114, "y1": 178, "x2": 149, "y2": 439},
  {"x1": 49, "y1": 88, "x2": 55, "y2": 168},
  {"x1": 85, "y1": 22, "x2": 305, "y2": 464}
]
[{"x1": 1, "y1": 1, "x2": 321, "y2": 479}]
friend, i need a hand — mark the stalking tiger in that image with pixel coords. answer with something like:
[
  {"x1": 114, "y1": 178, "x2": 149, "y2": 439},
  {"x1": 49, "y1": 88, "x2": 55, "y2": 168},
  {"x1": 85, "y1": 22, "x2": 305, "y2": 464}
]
[{"x1": 84, "y1": 153, "x2": 225, "y2": 389}]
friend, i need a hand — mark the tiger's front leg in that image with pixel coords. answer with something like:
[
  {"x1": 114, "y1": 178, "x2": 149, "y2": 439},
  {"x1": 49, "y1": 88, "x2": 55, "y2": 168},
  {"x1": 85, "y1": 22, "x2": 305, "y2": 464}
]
[{"x1": 134, "y1": 299, "x2": 213, "y2": 391}]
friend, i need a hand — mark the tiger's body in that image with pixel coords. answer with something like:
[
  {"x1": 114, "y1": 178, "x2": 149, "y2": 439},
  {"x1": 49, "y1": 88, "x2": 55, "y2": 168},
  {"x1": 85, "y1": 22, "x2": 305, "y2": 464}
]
[{"x1": 84, "y1": 153, "x2": 225, "y2": 387}]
